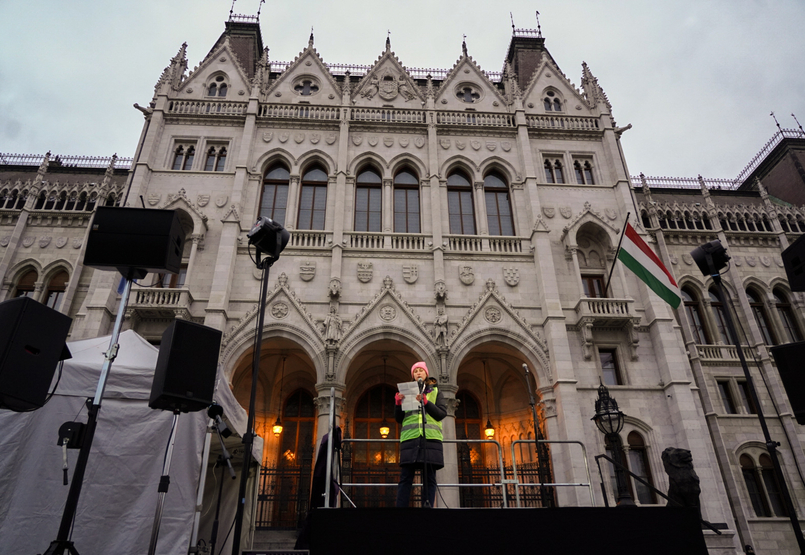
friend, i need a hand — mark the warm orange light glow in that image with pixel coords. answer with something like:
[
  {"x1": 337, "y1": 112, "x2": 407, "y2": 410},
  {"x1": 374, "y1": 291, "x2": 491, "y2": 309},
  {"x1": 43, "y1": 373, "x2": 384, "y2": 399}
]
[
  {"x1": 484, "y1": 419, "x2": 495, "y2": 439},
  {"x1": 379, "y1": 424, "x2": 390, "y2": 439},
  {"x1": 272, "y1": 417, "x2": 283, "y2": 437}
]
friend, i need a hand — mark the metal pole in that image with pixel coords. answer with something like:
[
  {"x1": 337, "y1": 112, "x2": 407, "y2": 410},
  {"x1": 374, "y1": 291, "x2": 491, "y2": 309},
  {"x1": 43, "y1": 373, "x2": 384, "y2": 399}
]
[
  {"x1": 232, "y1": 260, "x2": 271, "y2": 555},
  {"x1": 44, "y1": 275, "x2": 136, "y2": 555},
  {"x1": 324, "y1": 387, "x2": 336, "y2": 508},
  {"x1": 147, "y1": 411, "x2": 180, "y2": 555}
]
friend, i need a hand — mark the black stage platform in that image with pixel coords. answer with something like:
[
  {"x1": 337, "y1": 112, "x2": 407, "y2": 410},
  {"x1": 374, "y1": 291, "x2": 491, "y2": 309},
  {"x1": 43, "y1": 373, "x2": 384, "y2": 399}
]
[{"x1": 308, "y1": 507, "x2": 709, "y2": 555}]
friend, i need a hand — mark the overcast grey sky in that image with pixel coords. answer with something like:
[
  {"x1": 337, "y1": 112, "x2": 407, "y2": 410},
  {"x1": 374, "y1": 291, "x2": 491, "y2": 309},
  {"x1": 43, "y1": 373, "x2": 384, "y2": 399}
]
[{"x1": 1, "y1": 0, "x2": 803, "y2": 180}]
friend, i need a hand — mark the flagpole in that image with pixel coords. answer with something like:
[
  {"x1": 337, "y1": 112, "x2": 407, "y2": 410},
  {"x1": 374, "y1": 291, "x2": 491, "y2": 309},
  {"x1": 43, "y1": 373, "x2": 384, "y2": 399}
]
[{"x1": 604, "y1": 212, "x2": 630, "y2": 298}]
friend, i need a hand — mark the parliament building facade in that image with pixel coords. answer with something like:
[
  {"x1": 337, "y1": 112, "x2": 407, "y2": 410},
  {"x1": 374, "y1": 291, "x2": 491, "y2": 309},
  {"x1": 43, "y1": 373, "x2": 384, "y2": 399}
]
[{"x1": 3, "y1": 16, "x2": 805, "y2": 554}]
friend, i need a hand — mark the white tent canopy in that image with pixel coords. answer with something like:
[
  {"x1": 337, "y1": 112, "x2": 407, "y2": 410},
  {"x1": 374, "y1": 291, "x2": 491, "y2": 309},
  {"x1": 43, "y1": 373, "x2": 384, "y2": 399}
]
[{"x1": 0, "y1": 329, "x2": 257, "y2": 555}]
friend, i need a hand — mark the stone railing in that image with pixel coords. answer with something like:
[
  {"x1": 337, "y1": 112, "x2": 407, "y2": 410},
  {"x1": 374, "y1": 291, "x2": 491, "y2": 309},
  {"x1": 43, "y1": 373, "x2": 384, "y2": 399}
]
[
  {"x1": 128, "y1": 288, "x2": 194, "y2": 320},
  {"x1": 575, "y1": 297, "x2": 635, "y2": 326},
  {"x1": 346, "y1": 231, "x2": 384, "y2": 250},
  {"x1": 287, "y1": 230, "x2": 329, "y2": 248},
  {"x1": 489, "y1": 237, "x2": 524, "y2": 253},
  {"x1": 525, "y1": 115, "x2": 600, "y2": 131},
  {"x1": 390, "y1": 233, "x2": 428, "y2": 250},
  {"x1": 445, "y1": 234, "x2": 483, "y2": 252},
  {"x1": 695, "y1": 344, "x2": 756, "y2": 364},
  {"x1": 436, "y1": 111, "x2": 514, "y2": 127},
  {"x1": 166, "y1": 100, "x2": 248, "y2": 116},
  {"x1": 258, "y1": 104, "x2": 340, "y2": 120},
  {"x1": 350, "y1": 108, "x2": 425, "y2": 124}
]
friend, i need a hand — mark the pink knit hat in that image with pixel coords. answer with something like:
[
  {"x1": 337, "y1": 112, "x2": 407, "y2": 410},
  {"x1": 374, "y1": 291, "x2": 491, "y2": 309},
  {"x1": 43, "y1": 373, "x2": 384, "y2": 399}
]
[{"x1": 411, "y1": 361, "x2": 429, "y2": 378}]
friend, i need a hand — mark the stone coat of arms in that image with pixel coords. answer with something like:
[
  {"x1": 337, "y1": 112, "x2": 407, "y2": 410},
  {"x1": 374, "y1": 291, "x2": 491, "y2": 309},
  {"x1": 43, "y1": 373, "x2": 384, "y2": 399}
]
[
  {"x1": 459, "y1": 265, "x2": 475, "y2": 285},
  {"x1": 300, "y1": 261, "x2": 316, "y2": 281},
  {"x1": 403, "y1": 264, "x2": 418, "y2": 284},
  {"x1": 503, "y1": 267, "x2": 520, "y2": 287},
  {"x1": 358, "y1": 262, "x2": 373, "y2": 283}
]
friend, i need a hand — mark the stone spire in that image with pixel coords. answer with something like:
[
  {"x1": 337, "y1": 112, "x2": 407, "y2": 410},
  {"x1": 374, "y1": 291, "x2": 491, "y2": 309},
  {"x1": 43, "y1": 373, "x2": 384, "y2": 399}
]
[
  {"x1": 168, "y1": 42, "x2": 188, "y2": 91},
  {"x1": 252, "y1": 46, "x2": 270, "y2": 96},
  {"x1": 308, "y1": 27, "x2": 314, "y2": 48},
  {"x1": 462, "y1": 36, "x2": 468, "y2": 58},
  {"x1": 581, "y1": 61, "x2": 615, "y2": 124}
]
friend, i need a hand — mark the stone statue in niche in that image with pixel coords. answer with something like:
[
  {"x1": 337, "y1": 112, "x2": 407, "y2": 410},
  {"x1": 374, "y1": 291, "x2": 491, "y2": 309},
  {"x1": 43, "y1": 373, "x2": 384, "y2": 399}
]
[
  {"x1": 433, "y1": 306, "x2": 449, "y2": 346},
  {"x1": 324, "y1": 306, "x2": 343, "y2": 343},
  {"x1": 662, "y1": 447, "x2": 701, "y2": 518}
]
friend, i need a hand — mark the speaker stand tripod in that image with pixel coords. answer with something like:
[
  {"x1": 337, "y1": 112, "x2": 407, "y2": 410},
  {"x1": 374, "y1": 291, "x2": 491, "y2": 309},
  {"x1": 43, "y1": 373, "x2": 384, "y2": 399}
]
[
  {"x1": 146, "y1": 409, "x2": 181, "y2": 555},
  {"x1": 43, "y1": 270, "x2": 144, "y2": 555}
]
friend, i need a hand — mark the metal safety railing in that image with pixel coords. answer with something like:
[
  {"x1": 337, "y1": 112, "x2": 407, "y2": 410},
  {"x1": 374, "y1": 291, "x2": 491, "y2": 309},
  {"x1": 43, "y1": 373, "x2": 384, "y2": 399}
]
[
  {"x1": 340, "y1": 437, "x2": 510, "y2": 507},
  {"x1": 510, "y1": 439, "x2": 595, "y2": 507},
  {"x1": 336, "y1": 437, "x2": 595, "y2": 509}
]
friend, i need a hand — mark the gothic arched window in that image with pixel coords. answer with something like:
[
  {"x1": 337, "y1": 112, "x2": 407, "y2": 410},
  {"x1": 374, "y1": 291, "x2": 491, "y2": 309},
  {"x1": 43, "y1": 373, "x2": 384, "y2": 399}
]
[
  {"x1": 45, "y1": 270, "x2": 69, "y2": 310},
  {"x1": 393, "y1": 168, "x2": 420, "y2": 233},
  {"x1": 355, "y1": 167, "x2": 382, "y2": 232},
  {"x1": 297, "y1": 165, "x2": 328, "y2": 230},
  {"x1": 774, "y1": 288, "x2": 803, "y2": 343},
  {"x1": 747, "y1": 288, "x2": 776, "y2": 345},
  {"x1": 484, "y1": 171, "x2": 513, "y2": 236},
  {"x1": 14, "y1": 269, "x2": 37, "y2": 299},
  {"x1": 447, "y1": 170, "x2": 475, "y2": 235},
  {"x1": 260, "y1": 163, "x2": 290, "y2": 225}
]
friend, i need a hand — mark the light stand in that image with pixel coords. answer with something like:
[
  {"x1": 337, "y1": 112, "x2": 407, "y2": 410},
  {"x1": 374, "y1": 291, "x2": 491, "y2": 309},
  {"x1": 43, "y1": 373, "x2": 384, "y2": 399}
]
[
  {"x1": 522, "y1": 364, "x2": 554, "y2": 507},
  {"x1": 146, "y1": 409, "x2": 181, "y2": 555},
  {"x1": 592, "y1": 381, "x2": 634, "y2": 506},
  {"x1": 231, "y1": 218, "x2": 289, "y2": 555},
  {"x1": 691, "y1": 240, "x2": 805, "y2": 551},
  {"x1": 43, "y1": 268, "x2": 145, "y2": 555},
  {"x1": 207, "y1": 404, "x2": 236, "y2": 555}
]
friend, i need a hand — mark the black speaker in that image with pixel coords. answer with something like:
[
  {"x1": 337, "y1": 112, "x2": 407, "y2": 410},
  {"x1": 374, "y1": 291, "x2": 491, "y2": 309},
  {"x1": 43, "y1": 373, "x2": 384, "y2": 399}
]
[
  {"x1": 149, "y1": 320, "x2": 221, "y2": 413},
  {"x1": 84, "y1": 207, "x2": 185, "y2": 276},
  {"x1": 0, "y1": 297, "x2": 72, "y2": 411},
  {"x1": 782, "y1": 234, "x2": 805, "y2": 292},
  {"x1": 770, "y1": 341, "x2": 805, "y2": 425}
]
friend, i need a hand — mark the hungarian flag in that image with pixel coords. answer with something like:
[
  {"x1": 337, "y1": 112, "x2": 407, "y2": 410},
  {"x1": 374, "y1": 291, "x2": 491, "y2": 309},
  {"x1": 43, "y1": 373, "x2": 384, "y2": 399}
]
[{"x1": 617, "y1": 223, "x2": 681, "y2": 308}]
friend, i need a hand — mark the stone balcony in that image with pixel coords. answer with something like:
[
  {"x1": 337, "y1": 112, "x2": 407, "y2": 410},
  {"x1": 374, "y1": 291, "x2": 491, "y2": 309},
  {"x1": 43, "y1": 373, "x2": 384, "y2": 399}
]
[
  {"x1": 126, "y1": 287, "x2": 194, "y2": 320},
  {"x1": 574, "y1": 297, "x2": 640, "y2": 360},
  {"x1": 694, "y1": 344, "x2": 757, "y2": 365}
]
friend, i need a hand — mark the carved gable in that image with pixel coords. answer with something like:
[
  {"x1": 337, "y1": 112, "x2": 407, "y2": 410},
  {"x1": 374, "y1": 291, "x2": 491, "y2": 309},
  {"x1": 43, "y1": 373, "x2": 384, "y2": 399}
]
[
  {"x1": 522, "y1": 58, "x2": 593, "y2": 116},
  {"x1": 436, "y1": 55, "x2": 507, "y2": 112},
  {"x1": 351, "y1": 46, "x2": 423, "y2": 108},
  {"x1": 265, "y1": 44, "x2": 341, "y2": 105},
  {"x1": 179, "y1": 39, "x2": 253, "y2": 101}
]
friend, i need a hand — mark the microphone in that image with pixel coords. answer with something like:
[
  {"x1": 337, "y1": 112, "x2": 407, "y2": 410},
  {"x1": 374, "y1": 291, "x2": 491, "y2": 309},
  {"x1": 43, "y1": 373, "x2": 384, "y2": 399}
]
[
  {"x1": 207, "y1": 403, "x2": 232, "y2": 438},
  {"x1": 522, "y1": 363, "x2": 530, "y2": 375},
  {"x1": 207, "y1": 403, "x2": 224, "y2": 419},
  {"x1": 417, "y1": 378, "x2": 424, "y2": 392}
]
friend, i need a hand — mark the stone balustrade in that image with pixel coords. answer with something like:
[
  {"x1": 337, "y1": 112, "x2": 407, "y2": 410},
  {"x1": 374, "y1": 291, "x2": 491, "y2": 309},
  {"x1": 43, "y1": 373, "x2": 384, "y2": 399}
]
[
  {"x1": 167, "y1": 100, "x2": 248, "y2": 116},
  {"x1": 525, "y1": 115, "x2": 600, "y2": 131}
]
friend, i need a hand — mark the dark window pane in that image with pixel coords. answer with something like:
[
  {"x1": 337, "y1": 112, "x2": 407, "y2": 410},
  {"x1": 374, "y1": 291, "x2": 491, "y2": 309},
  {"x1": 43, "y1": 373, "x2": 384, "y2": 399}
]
[
  {"x1": 600, "y1": 349, "x2": 620, "y2": 385},
  {"x1": 717, "y1": 381, "x2": 736, "y2": 414}
]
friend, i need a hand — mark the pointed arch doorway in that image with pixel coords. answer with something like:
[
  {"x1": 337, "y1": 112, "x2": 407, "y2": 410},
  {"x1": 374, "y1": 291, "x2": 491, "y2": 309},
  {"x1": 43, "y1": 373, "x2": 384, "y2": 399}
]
[{"x1": 455, "y1": 343, "x2": 555, "y2": 507}]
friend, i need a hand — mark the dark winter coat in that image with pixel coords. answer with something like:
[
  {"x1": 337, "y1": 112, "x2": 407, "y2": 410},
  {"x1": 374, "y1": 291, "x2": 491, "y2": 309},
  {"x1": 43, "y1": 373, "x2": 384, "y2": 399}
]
[{"x1": 394, "y1": 386, "x2": 447, "y2": 469}]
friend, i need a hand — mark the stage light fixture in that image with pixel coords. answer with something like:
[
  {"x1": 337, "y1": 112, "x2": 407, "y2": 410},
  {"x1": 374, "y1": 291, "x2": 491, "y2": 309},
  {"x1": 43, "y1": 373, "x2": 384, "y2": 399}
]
[
  {"x1": 690, "y1": 239, "x2": 730, "y2": 277},
  {"x1": 247, "y1": 217, "x2": 290, "y2": 266}
]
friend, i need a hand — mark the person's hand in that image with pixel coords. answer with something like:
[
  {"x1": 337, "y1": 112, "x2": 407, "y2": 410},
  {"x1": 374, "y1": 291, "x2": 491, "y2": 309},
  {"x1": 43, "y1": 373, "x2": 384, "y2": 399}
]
[
  {"x1": 395, "y1": 392, "x2": 403, "y2": 405},
  {"x1": 416, "y1": 394, "x2": 427, "y2": 404}
]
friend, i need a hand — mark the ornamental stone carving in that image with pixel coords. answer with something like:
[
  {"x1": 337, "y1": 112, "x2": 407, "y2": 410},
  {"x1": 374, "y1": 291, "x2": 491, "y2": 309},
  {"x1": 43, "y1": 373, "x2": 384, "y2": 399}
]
[
  {"x1": 39, "y1": 237, "x2": 52, "y2": 248},
  {"x1": 501, "y1": 141, "x2": 512, "y2": 152},
  {"x1": 197, "y1": 194, "x2": 210, "y2": 207},
  {"x1": 605, "y1": 208, "x2": 617, "y2": 220},
  {"x1": 484, "y1": 306, "x2": 502, "y2": 324},
  {"x1": 352, "y1": 134, "x2": 363, "y2": 146},
  {"x1": 414, "y1": 136, "x2": 425, "y2": 148},
  {"x1": 358, "y1": 262, "x2": 373, "y2": 283},
  {"x1": 434, "y1": 280, "x2": 447, "y2": 301},
  {"x1": 455, "y1": 140, "x2": 466, "y2": 150},
  {"x1": 440, "y1": 139, "x2": 451, "y2": 149},
  {"x1": 542, "y1": 207, "x2": 556, "y2": 219},
  {"x1": 733, "y1": 256, "x2": 743, "y2": 267},
  {"x1": 300, "y1": 260, "x2": 316, "y2": 281},
  {"x1": 459, "y1": 265, "x2": 475, "y2": 285},
  {"x1": 559, "y1": 207, "x2": 572, "y2": 219},
  {"x1": 383, "y1": 137, "x2": 394, "y2": 147},
  {"x1": 471, "y1": 140, "x2": 481, "y2": 151},
  {"x1": 368, "y1": 136, "x2": 378, "y2": 147},
  {"x1": 379, "y1": 304, "x2": 397, "y2": 321},
  {"x1": 294, "y1": 133, "x2": 305, "y2": 144},
  {"x1": 503, "y1": 267, "x2": 520, "y2": 287},
  {"x1": 329, "y1": 278, "x2": 341, "y2": 298},
  {"x1": 682, "y1": 254, "x2": 694, "y2": 265},
  {"x1": 279, "y1": 132, "x2": 289, "y2": 143},
  {"x1": 760, "y1": 256, "x2": 771, "y2": 267},
  {"x1": 746, "y1": 256, "x2": 757, "y2": 267},
  {"x1": 148, "y1": 193, "x2": 161, "y2": 206},
  {"x1": 403, "y1": 264, "x2": 418, "y2": 284},
  {"x1": 271, "y1": 302, "x2": 289, "y2": 319},
  {"x1": 399, "y1": 137, "x2": 410, "y2": 148},
  {"x1": 485, "y1": 142, "x2": 497, "y2": 152},
  {"x1": 262, "y1": 132, "x2": 273, "y2": 143},
  {"x1": 0, "y1": 236, "x2": 9, "y2": 247},
  {"x1": 22, "y1": 236, "x2": 35, "y2": 248},
  {"x1": 215, "y1": 195, "x2": 228, "y2": 207},
  {"x1": 56, "y1": 237, "x2": 68, "y2": 249},
  {"x1": 72, "y1": 239, "x2": 82, "y2": 249},
  {"x1": 310, "y1": 133, "x2": 321, "y2": 144},
  {"x1": 326, "y1": 134, "x2": 337, "y2": 145}
]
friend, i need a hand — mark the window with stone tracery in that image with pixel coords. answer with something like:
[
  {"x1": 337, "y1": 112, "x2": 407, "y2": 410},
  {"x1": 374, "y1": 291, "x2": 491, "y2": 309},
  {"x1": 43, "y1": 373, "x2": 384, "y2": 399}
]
[
  {"x1": 207, "y1": 75, "x2": 228, "y2": 97},
  {"x1": 14, "y1": 269, "x2": 37, "y2": 299},
  {"x1": 204, "y1": 145, "x2": 227, "y2": 172},
  {"x1": 447, "y1": 170, "x2": 476, "y2": 234},
  {"x1": 573, "y1": 160, "x2": 595, "y2": 185},
  {"x1": 543, "y1": 159, "x2": 564, "y2": 184},
  {"x1": 393, "y1": 168, "x2": 420, "y2": 233},
  {"x1": 484, "y1": 171, "x2": 513, "y2": 236},
  {"x1": 172, "y1": 144, "x2": 195, "y2": 171},
  {"x1": 260, "y1": 163, "x2": 289, "y2": 225},
  {"x1": 355, "y1": 167, "x2": 382, "y2": 232},
  {"x1": 543, "y1": 90, "x2": 562, "y2": 112},
  {"x1": 297, "y1": 165, "x2": 328, "y2": 230}
]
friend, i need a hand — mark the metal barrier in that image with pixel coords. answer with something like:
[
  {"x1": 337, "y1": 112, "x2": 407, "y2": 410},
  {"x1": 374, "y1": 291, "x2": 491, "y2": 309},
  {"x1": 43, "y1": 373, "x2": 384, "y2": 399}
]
[
  {"x1": 510, "y1": 439, "x2": 596, "y2": 507},
  {"x1": 339, "y1": 437, "x2": 594, "y2": 509},
  {"x1": 340, "y1": 438, "x2": 509, "y2": 507}
]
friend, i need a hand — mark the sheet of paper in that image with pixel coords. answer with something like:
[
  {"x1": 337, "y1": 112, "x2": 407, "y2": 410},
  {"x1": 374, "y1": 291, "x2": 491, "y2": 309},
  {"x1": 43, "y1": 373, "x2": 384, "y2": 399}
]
[{"x1": 397, "y1": 381, "x2": 421, "y2": 412}]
